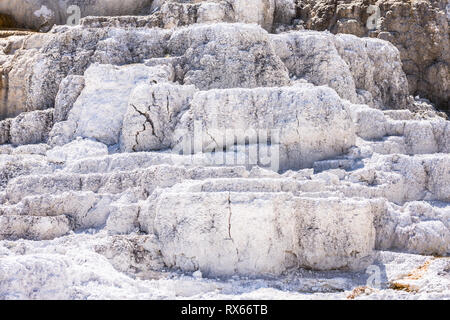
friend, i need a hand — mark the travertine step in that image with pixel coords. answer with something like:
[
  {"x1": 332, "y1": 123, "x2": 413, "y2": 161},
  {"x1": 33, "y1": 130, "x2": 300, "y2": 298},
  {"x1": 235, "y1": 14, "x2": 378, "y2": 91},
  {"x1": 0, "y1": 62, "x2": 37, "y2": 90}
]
[
  {"x1": 0, "y1": 1, "x2": 448, "y2": 298},
  {"x1": 4, "y1": 165, "x2": 250, "y2": 203},
  {"x1": 150, "y1": 189, "x2": 377, "y2": 275}
]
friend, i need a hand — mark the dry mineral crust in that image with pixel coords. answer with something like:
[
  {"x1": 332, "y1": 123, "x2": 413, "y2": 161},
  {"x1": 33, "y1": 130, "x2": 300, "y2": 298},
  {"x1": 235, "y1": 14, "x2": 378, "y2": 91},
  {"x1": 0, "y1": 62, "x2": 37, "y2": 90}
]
[{"x1": 0, "y1": 0, "x2": 448, "y2": 299}]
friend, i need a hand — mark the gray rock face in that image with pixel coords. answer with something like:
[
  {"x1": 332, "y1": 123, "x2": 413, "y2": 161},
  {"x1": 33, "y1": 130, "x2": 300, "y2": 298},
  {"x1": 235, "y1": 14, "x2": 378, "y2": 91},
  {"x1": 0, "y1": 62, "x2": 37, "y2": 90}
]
[
  {"x1": 0, "y1": 215, "x2": 71, "y2": 240},
  {"x1": 272, "y1": 31, "x2": 359, "y2": 104},
  {"x1": 120, "y1": 83, "x2": 197, "y2": 152},
  {"x1": 295, "y1": 0, "x2": 450, "y2": 112},
  {"x1": 154, "y1": 190, "x2": 375, "y2": 276},
  {"x1": 1, "y1": 27, "x2": 171, "y2": 115},
  {"x1": 0, "y1": 0, "x2": 290, "y2": 32},
  {"x1": 271, "y1": 31, "x2": 410, "y2": 109},
  {"x1": 0, "y1": 0, "x2": 154, "y2": 31},
  {"x1": 0, "y1": 1, "x2": 448, "y2": 299}
]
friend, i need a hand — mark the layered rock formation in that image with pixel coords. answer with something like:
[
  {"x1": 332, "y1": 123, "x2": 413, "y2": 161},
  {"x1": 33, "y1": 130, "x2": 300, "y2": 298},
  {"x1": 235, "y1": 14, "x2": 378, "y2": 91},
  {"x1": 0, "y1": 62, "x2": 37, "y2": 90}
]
[
  {"x1": 0, "y1": 0, "x2": 154, "y2": 31},
  {"x1": 0, "y1": 1, "x2": 448, "y2": 299},
  {"x1": 294, "y1": 0, "x2": 449, "y2": 112}
]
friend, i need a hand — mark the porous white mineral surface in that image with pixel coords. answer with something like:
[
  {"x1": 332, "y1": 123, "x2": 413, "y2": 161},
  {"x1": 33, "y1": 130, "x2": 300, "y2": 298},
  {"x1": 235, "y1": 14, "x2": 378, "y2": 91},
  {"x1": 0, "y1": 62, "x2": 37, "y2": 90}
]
[{"x1": 0, "y1": 0, "x2": 448, "y2": 300}]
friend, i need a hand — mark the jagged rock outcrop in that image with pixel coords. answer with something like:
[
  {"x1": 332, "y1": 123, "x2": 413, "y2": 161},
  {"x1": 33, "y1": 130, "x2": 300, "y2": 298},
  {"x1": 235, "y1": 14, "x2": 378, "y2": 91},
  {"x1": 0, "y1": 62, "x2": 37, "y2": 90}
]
[
  {"x1": 1, "y1": 21, "x2": 413, "y2": 122},
  {"x1": 53, "y1": 75, "x2": 84, "y2": 123},
  {"x1": 120, "y1": 82, "x2": 197, "y2": 152},
  {"x1": 168, "y1": 23, "x2": 290, "y2": 89},
  {"x1": 2, "y1": 0, "x2": 448, "y2": 112},
  {"x1": 0, "y1": 0, "x2": 295, "y2": 32},
  {"x1": 0, "y1": 1, "x2": 448, "y2": 300},
  {"x1": 0, "y1": 26, "x2": 171, "y2": 116}
]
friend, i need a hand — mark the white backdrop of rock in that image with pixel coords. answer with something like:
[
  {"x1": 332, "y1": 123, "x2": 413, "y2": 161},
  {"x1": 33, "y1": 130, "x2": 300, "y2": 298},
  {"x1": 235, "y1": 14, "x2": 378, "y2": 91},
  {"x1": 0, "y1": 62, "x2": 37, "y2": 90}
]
[{"x1": 0, "y1": 1, "x2": 448, "y2": 300}]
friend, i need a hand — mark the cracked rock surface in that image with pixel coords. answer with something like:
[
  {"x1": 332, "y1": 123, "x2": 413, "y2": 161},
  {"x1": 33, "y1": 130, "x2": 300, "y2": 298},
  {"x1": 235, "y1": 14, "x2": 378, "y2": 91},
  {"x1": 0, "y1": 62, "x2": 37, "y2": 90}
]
[
  {"x1": 0, "y1": 0, "x2": 448, "y2": 300},
  {"x1": 294, "y1": 0, "x2": 449, "y2": 112}
]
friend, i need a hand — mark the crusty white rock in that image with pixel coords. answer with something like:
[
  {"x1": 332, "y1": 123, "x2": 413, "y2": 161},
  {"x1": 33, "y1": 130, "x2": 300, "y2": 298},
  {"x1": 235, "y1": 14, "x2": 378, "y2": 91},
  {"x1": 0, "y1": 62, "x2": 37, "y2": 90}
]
[
  {"x1": 271, "y1": 31, "x2": 410, "y2": 109},
  {"x1": 168, "y1": 23, "x2": 290, "y2": 90},
  {"x1": 120, "y1": 83, "x2": 197, "y2": 152},
  {"x1": 0, "y1": 5, "x2": 448, "y2": 300}
]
